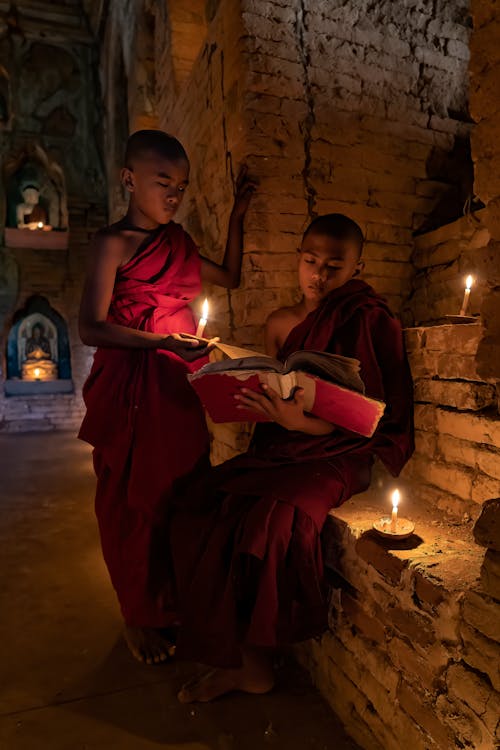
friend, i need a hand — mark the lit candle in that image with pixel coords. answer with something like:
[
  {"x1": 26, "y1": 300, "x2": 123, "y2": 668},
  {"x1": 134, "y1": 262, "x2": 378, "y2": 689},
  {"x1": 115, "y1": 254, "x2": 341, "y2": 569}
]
[
  {"x1": 37, "y1": 221, "x2": 44, "y2": 229},
  {"x1": 34, "y1": 367, "x2": 41, "y2": 380},
  {"x1": 459, "y1": 275, "x2": 473, "y2": 316},
  {"x1": 390, "y1": 489, "x2": 400, "y2": 533},
  {"x1": 195, "y1": 298, "x2": 209, "y2": 338}
]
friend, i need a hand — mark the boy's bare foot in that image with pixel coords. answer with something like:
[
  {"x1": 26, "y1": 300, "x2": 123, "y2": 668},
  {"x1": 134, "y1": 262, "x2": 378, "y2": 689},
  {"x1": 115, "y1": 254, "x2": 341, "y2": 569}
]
[
  {"x1": 124, "y1": 626, "x2": 176, "y2": 665},
  {"x1": 177, "y1": 650, "x2": 274, "y2": 703}
]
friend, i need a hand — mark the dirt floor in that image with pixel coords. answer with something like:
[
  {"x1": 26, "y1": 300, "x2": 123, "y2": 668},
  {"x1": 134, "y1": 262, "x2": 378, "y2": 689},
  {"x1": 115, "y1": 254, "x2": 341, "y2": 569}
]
[{"x1": 0, "y1": 432, "x2": 359, "y2": 750}]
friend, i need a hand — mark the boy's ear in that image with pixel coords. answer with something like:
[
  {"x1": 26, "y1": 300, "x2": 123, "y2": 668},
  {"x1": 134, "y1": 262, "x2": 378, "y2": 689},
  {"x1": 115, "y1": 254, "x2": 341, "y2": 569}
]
[
  {"x1": 353, "y1": 260, "x2": 365, "y2": 277},
  {"x1": 121, "y1": 167, "x2": 135, "y2": 193}
]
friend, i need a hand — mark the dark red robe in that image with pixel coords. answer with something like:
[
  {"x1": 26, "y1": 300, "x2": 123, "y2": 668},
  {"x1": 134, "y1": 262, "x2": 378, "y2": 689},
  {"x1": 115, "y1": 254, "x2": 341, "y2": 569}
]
[
  {"x1": 79, "y1": 223, "x2": 210, "y2": 627},
  {"x1": 171, "y1": 280, "x2": 414, "y2": 666}
]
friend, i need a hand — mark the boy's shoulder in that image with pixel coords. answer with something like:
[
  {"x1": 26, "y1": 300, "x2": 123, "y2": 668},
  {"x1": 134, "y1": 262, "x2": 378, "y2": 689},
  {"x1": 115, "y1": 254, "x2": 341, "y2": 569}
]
[
  {"x1": 266, "y1": 303, "x2": 302, "y2": 328},
  {"x1": 91, "y1": 223, "x2": 135, "y2": 263}
]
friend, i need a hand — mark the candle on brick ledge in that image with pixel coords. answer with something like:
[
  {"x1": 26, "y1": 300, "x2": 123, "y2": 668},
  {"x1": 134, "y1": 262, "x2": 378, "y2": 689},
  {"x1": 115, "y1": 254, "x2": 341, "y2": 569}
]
[
  {"x1": 195, "y1": 298, "x2": 209, "y2": 338},
  {"x1": 373, "y1": 487, "x2": 415, "y2": 539},
  {"x1": 459, "y1": 275, "x2": 473, "y2": 316},
  {"x1": 390, "y1": 488, "x2": 400, "y2": 533}
]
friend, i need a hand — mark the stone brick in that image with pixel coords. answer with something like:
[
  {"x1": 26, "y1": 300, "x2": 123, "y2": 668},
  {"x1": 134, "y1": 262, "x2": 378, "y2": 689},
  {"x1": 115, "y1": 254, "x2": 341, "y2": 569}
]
[
  {"x1": 413, "y1": 404, "x2": 438, "y2": 432},
  {"x1": 474, "y1": 498, "x2": 500, "y2": 552},
  {"x1": 481, "y1": 550, "x2": 500, "y2": 602},
  {"x1": 414, "y1": 379, "x2": 496, "y2": 411},
  {"x1": 338, "y1": 591, "x2": 388, "y2": 646},
  {"x1": 460, "y1": 621, "x2": 500, "y2": 692},
  {"x1": 414, "y1": 429, "x2": 438, "y2": 457},
  {"x1": 436, "y1": 410, "x2": 500, "y2": 449},
  {"x1": 385, "y1": 605, "x2": 436, "y2": 648},
  {"x1": 412, "y1": 569, "x2": 446, "y2": 612},
  {"x1": 397, "y1": 679, "x2": 454, "y2": 749},
  {"x1": 423, "y1": 324, "x2": 483, "y2": 355},
  {"x1": 413, "y1": 458, "x2": 473, "y2": 501},
  {"x1": 436, "y1": 692, "x2": 496, "y2": 750},
  {"x1": 355, "y1": 535, "x2": 409, "y2": 585},
  {"x1": 462, "y1": 590, "x2": 500, "y2": 643},
  {"x1": 388, "y1": 636, "x2": 440, "y2": 687},
  {"x1": 471, "y1": 474, "x2": 500, "y2": 504}
]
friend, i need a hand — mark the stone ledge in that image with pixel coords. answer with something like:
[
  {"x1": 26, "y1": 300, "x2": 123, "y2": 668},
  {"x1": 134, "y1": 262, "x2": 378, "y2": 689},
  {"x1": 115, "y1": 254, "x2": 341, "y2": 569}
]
[
  {"x1": 326, "y1": 484, "x2": 483, "y2": 597},
  {"x1": 301, "y1": 483, "x2": 500, "y2": 750},
  {"x1": 3, "y1": 228, "x2": 69, "y2": 250}
]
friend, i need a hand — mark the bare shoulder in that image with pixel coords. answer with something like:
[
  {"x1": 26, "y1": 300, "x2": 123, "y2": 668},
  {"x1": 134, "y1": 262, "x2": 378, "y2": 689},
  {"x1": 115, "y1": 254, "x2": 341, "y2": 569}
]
[
  {"x1": 91, "y1": 225, "x2": 129, "y2": 263},
  {"x1": 265, "y1": 304, "x2": 303, "y2": 356},
  {"x1": 266, "y1": 304, "x2": 302, "y2": 331}
]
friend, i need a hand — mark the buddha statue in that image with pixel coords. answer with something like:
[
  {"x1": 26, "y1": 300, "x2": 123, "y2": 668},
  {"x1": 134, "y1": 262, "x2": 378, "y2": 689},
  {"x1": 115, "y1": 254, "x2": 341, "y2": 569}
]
[
  {"x1": 21, "y1": 323, "x2": 58, "y2": 380},
  {"x1": 16, "y1": 185, "x2": 52, "y2": 231}
]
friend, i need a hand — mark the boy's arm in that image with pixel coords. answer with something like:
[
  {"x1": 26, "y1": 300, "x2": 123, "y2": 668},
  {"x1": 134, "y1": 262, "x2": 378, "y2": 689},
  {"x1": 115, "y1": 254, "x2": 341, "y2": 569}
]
[
  {"x1": 79, "y1": 232, "x2": 209, "y2": 360},
  {"x1": 200, "y1": 168, "x2": 256, "y2": 289}
]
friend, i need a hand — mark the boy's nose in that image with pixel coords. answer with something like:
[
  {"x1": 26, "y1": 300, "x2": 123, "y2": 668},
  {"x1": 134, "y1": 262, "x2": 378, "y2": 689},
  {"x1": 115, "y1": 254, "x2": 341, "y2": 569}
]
[{"x1": 313, "y1": 268, "x2": 327, "y2": 281}]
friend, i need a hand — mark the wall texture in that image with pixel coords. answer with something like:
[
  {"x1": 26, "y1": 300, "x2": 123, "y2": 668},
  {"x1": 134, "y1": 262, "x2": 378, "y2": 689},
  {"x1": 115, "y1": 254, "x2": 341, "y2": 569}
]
[
  {"x1": 0, "y1": 1, "x2": 106, "y2": 432},
  {"x1": 469, "y1": 0, "x2": 500, "y2": 378}
]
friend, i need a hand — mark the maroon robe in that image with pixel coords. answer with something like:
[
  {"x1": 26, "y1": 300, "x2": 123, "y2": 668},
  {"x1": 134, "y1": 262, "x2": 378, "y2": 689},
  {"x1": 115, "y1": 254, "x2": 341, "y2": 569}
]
[
  {"x1": 79, "y1": 223, "x2": 210, "y2": 628},
  {"x1": 172, "y1": 280, "x2": 414, "y2": 666}
]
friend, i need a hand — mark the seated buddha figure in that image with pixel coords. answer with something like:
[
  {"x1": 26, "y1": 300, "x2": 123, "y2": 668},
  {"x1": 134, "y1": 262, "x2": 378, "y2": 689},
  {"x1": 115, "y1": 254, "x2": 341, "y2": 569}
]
[
  {"x1": 16, "y1": 185, "x2": 52, "y2": 231},
  {"x1": 21, "y1": 323, "x2": 58, "y2": 380}
]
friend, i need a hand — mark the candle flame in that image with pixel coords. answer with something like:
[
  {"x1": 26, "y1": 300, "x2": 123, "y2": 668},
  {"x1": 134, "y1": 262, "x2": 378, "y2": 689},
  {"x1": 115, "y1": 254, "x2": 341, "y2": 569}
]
[
  {"x1": 34, "y1": 368, "x2": 41, "y2": 379},
  {"x1": 465, "y1": 275, "x2": 473, "y2": 290},
  {"x1": 201, "y1": 298, "x2": 209, "y2": 320},
  {"x1": 37, "y1": 221, "x2": 44, "y2": 229},
  {"x1": 391, "y1": 489, "x2": 400, "y2": 509}
]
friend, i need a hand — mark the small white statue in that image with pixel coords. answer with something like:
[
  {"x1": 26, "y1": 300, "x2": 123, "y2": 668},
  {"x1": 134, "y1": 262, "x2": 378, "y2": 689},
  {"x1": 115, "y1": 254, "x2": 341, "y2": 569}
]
[{"x1": 16, "y1": 184, "x2": 52, "y2": 231}]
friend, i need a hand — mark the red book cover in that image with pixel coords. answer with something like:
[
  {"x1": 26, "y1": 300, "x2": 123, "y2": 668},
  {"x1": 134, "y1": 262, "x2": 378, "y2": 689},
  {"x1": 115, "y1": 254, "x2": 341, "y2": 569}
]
[{"x1": 189, "y1": 369, "x2": 385, "y2": 438}]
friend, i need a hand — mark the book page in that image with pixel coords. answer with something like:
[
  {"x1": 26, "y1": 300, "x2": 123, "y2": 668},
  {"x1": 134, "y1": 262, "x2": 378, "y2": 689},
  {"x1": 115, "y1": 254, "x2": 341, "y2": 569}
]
[
  {"x1": 285, "y1": 351, "x2": 365, "y2": 393},
  {"x1": 214, "y1": 342, "x2": 267, "y2": 360}
]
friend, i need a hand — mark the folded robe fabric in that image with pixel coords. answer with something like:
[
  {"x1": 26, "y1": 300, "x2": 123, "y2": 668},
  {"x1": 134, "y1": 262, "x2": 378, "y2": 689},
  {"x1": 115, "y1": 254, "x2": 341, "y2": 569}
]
[{"x1": 79, "y1": 223, "x2": 210, "y2": 627}]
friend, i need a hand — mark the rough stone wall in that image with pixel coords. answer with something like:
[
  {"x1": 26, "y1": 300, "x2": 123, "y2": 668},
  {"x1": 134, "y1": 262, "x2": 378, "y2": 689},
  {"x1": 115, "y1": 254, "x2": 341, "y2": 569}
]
[
  {"x1": 403, "y1": 323, "x2": 499, "y2": 520},
  {"x1": 240, "y1": 0, "x2": 472, "y2": 325},
  {"x1": 0, "y1": 2, "x2": 106, "y2": 432},
  {"x1": 469, "y1": 1, "x2": 500, "y2": 379},
  {"x1": 406, "y1": 211, "x2": 489, "y2": 324},
  {"x1": 299, "y1": 494, "x2": 500, "y2": 750}
]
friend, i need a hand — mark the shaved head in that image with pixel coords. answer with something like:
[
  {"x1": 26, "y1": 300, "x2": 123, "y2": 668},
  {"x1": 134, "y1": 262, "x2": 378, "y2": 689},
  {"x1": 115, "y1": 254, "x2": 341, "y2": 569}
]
[
  {"x1": 125, "y1": 130, "x2": 189, "y2": 169},
  {"x1": 304, "y1": 214, "x2": 364, "y2": 258}
]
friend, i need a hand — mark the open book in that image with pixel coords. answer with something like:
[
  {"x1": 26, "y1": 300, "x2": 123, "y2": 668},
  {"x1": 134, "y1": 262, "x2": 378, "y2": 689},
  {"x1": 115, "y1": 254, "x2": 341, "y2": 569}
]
[{"x1": 187, "y1": 340, "x2": 385, "y2": 438}]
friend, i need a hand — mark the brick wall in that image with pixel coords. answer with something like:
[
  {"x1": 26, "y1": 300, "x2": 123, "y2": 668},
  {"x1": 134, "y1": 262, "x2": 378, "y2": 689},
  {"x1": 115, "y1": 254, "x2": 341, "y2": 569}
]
[
  {"x1": 406, "y1": 211, "x2": 489, "y2": 324},
  {"x1": 403, "y1": 323, "x2": 499, "y2": 520},
  {"x1": 299, "y1": 493, "x2": 500, "y2": 749},
  {"x1": 0, "y1": 202, "x2": 106, "y2": 433},
  {"x1": 240, "y1": 0, "x2": 472, "y2": 322},
  {"x1": 469, "y1": 0, "x2": 500, "y2": 377},
  {"x1": 0, "y1": 7, "x2": 106, "y2": 433}
]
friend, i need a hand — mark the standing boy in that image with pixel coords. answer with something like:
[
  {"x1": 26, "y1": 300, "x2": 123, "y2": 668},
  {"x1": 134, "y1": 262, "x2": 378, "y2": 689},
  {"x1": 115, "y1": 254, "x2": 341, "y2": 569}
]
[
  {"x1": 79, "y1": 129, "x2": 254, "y2": 664},
  {"x1": 172, "y1": 213, "x2": 414, "y2": 701}
]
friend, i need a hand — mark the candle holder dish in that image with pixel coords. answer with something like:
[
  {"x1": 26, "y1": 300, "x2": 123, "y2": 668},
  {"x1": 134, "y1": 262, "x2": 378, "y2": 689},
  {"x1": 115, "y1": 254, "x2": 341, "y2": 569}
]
[{"x1": 373, "y1": 516, "x2": 415, "y2": 540}]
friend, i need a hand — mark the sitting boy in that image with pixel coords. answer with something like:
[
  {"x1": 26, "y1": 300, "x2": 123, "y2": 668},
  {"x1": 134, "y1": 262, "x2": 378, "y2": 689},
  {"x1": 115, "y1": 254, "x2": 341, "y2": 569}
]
[{"x1": 171, "y1": 213, "x2": 414, "y2": 702}]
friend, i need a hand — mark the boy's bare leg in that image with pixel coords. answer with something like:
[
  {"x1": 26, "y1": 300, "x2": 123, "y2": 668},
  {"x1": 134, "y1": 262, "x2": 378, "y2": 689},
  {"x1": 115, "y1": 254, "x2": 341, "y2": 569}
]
[
  {"x1": 124, "y1": 626, "x2": 176, "y2": 665},
  {"x1": 177, "y1": 647, "x2": 274, "y2": 702}
]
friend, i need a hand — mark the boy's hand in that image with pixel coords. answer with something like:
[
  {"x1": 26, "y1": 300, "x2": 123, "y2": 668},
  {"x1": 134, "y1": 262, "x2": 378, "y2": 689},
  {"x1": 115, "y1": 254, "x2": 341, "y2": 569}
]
[
  {"x1": 235, "y1": 384, "x2": 335, "y2": 435},
  {"x1": 159, "y1": 334, "x2": 215, "y2": 362},
  {"x1": 235, "y1": 384, "x2": 308, "y2": 431},
  {"x1": 231, "y1": 165, "x2": 257, "y2": 219}
]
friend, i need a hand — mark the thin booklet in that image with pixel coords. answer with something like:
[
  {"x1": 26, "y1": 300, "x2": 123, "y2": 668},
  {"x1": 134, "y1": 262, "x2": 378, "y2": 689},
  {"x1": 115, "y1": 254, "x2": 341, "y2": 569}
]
[{"x1": 187, "y1": 341, "x2": 385, "y2": 438}]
